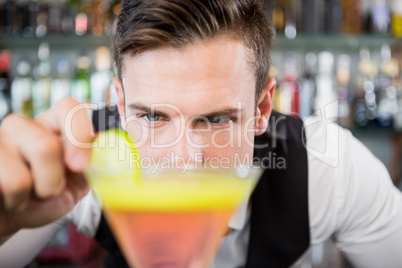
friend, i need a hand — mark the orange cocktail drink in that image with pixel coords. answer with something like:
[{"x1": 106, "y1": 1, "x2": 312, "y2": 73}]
[{"x1": 86, "y1": 166, "x2": 260, "y2": 268}]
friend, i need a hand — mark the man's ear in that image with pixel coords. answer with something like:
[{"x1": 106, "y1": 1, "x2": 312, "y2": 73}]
[
  {"x1": 113, "y1": 77, "x2": 127, "y2": 130},
  {"x1": 255, "y1": 78, "x2": 276, "y2": 136}
]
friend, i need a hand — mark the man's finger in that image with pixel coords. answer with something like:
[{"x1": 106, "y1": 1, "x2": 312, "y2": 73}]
[
  {"x1": 0, "y1": 141, "x2": 32, "y2": 211},
  {"x1": 1, "y1": 115, "x2": 65, "y2": 199},
  {"x1": 3, "y1": 172, "x2": 89, "y2": 232},
  {"x1": 36, "y1": 98, "x2": 94, "y2": 172}
]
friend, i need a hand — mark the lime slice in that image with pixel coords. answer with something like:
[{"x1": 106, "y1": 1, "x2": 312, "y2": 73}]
[{"x1": 88, "y1": 128, "x2": 141, "y2": 183}]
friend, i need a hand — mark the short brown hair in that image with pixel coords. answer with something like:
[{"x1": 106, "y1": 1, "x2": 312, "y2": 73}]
[{"x1": 112, "y1": 0, "x2": 273, "y2": 102}]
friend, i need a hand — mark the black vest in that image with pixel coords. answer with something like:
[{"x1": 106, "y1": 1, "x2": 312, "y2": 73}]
[{"x1": 92, "y1": 107, "x2": 310, "y2": 268}]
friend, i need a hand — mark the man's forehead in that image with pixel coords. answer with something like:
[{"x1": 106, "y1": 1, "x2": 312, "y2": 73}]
[
  {"x1": 120, "y1": 36, "x2": 254, "y2": 82},
  {"x1": 118, "y1": 36, "x2": 257, "y2": 116}
]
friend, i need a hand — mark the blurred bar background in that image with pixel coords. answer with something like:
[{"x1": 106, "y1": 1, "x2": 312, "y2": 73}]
[{"x1": 1, "y1": 0, "x2": 402, "y2": 267}]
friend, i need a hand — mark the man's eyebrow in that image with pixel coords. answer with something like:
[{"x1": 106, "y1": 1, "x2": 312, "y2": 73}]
[
  {"x1": 199, "y1": 108, "x2": 243, "y2": 118},
  {"x1": 128, "y1": 103, "x2": 169, "y2": 118},
  {"x1": 128, "y1": 103, "x2": 243, "y2": 119}
]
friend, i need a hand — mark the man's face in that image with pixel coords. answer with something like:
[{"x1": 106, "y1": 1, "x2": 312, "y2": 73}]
[{"x1": 115, "y1": 36, "x2": 274, "y2": 168}]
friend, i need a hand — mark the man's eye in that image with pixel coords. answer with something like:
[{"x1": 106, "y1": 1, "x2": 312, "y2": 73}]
[
  {"x1": 207, "y1": 116, "x2": 232, "y2": 124},
  {"x1": 143, "y1": 114, "x2": 160, "y2": 122}
]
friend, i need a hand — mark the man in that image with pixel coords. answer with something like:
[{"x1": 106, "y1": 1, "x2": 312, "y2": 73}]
[{"x1": 1, "y1": 0, "x2": 402, "y2": 267}]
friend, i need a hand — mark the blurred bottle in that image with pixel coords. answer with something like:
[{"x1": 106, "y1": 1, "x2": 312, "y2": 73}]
[
  {"x1": 393, "y1": 88, "x2": 402, "y2": 132},
  {"x1": 354, "y1": 48, "x2": 378, "y2": 127},
  {"x1": 341, "y1": 0, "x2": 362, "y2": 34},
  {"x1": 315, "y1": 52, "x2": 336, "y2": 114},
  {"x1": 0, "y1": 1, "x2": 2, "y2": 29},
  {"x1": 71, "y1": 54, "x2": 91, "y2": 103},
  {"x1": 33, "y1": 42, "x2": 52, "y2": 117},
  {"x1": 62, "y1": 0, "x2": 79, "y2": 34},
  {"x1": 299, "y1": 52, "x2": 316, "y2": 118},
  {"x1": 75, "y1": 0, "x2": 93, "y2": 36},
  {"x1": 336, "y1": 54, "x2": 354, "y2": 128},
  {"x1": 376, "y1": 44, "x2": 399, "y2": 127},
  {"x1": 369, "y1": 0, "x2": 391, "y2": 34},
  {"x1": 66, "y1": 0, "x2": 89, "y2": 36},
  {"x1": 284, "y1": 0, "x2": 297, "y2": 39},
  {"x1": 300, "y1": 0, "x2": 323, "y2": 33},
  {"x1": 281, "y1": 53, "x2": 299, "y2": 116},
  {"x1": 102, "y1": 0, "x2": 116, "y2": 36},
  {"x1": 92, "y1": 0, "x2": 109, "y2": 36},
  {"x1": 2, "y1": 0, "x2": 17, "y2": 35},
  {"x1": 14, "y1": 1, "x2": 26, "y2": 35},
  {"x1": 75, "y1": 13, "x2": 89, "y2": 36},
  {"x1": 392, "y1": 46, "x2": 402, "y2": 131},
  {"x1": 91, "y1": 46, "x2": 113, "y2": 109},
  {"x1": 20, "y1": 0, "x2": 37, "y2": 37},
  {"x1": 11, "y1": 57, "x2": 34, "y2": 118},
  {"x1": 51, "y1": 55, "x2": 71, "y2": 106},
  {"x1": 0, "y1": 51, "x2": 11, "y2": 122},
  {"x1": 324, "y1": 0, "x2": 342, "y2": 33},
  {"x1": 0, "y1": 2, "x2": 2, "y2": 30},
  {"x1": 272, "y1": 0, "x2": 285, "y2": 33},
  {"x1": 272, "y1": 0, "x2": 297, "y2": 39},
  {"x1": 392, "y1": 0, "x2": 402, "y2": 37},
  {"x1": 35, "y1": 0, "x2": 48, "y2": 37},
  {"x1": 48, "y1": 0, "x2": 63, "y2": 34},
  {"x1": 106, "y1": 0, "x2": 121, "y2": 36}
]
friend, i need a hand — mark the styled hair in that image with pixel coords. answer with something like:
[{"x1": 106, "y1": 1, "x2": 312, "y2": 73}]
[{"x1": 112, "y1": 0, "x2": 273, "y2": 101}]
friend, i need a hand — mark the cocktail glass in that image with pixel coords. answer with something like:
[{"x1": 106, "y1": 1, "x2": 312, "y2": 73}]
[{"x1": 86, "y1": 165, "x2": 261, "y2": 268}]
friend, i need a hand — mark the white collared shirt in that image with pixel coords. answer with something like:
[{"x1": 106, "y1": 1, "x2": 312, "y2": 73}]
[
  {"x1": 1, "y1": 123, "x2": 402, "y2": 267},
  {"x1": 210, "y1": 122, "x2": 402, "y2": 267}
]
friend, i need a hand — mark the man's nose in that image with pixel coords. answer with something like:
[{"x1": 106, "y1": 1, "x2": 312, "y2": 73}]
[{"x1": 169, "y1": 130, "x2": 204, "y2": 164}]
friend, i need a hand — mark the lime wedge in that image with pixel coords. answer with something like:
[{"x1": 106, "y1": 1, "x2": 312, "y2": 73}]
[{"x1": 88, "y1": 128, "x2": 141, "y2": 183}]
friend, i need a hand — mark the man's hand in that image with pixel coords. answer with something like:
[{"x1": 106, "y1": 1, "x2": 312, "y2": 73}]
[{"x1": 0, "y1": 98, "x2": 93, "y2": 238}]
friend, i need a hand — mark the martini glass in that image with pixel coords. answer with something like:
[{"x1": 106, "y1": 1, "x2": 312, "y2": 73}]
[{"x1": 86, "y1": 165, "x2": 261, "y2": 268}]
